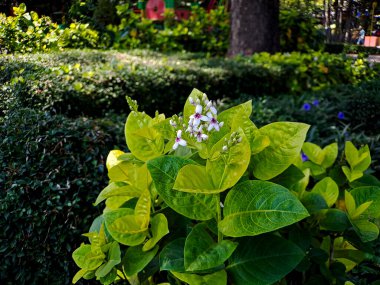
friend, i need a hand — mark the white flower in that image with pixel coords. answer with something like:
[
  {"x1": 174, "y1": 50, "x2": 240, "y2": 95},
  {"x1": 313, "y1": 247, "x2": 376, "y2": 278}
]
[
  {"x1": 169, "y1": 119, "x2": 177, "y2": 128},
  {"x1": 222, "y1": 145, "x2": 228, "y2": 152},
  {"x1": 189, "y1": 105, "x2": 208, "y2": 127},
  {"x1": 196, "y1": 126, "x2": 208, "y2": 142},
  {"x1": 206, "y1": 101, "x2": 217, "y2": 115},
  {"x1": 206, "y1": 112, "x2": 220, "y2": 131},
  {"x1": 173, "y1": 130, "x2": 187, "y2": 150},
  {"x1": 189, "y1": 97, "x2": 195, "y2": 106}
]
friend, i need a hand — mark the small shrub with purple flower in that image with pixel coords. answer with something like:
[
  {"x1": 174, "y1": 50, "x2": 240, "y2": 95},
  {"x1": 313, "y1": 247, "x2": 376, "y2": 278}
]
[{"x1": 71, "y1": 89, "x2": 380, "y2": 285}]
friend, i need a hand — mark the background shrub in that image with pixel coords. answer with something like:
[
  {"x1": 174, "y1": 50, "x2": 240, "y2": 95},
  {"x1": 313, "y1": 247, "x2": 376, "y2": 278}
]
[
  {"x1": 0, "y1": 109, "x2": 125, "y2": 285},
  {"x1": 0, "y1": 50, "x2": 378, "y2": 118}
]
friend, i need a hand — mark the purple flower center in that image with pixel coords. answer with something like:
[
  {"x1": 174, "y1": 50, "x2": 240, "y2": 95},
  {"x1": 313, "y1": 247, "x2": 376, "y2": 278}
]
[
  {"x1": 176, "y1": 137, "x2": 181, "y2": 142},
  {"x1": 211, "y1": 118, "x2": 217, "y2": 124},
  {"x1": 194, "y1": 113, "x2": 201, "y2": 119}
]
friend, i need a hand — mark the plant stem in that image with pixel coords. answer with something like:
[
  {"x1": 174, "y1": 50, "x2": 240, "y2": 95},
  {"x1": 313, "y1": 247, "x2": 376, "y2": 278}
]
[{"x1": 217, "y1": 194, "x2": 223, "y2": 243}]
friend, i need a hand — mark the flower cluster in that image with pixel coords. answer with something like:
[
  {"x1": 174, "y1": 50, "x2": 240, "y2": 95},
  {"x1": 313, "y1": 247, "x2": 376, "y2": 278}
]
[
  {"x1": 221, "y1": 131, "x2": 242, "y2": 153},
  {"x1": 171, "y1": 94, "x2": 223, "y2": 150}
]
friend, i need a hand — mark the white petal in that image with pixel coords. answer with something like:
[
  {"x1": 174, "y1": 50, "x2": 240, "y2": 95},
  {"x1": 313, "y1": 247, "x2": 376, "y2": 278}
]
[
  {"x1": 201, "y1": 115, "x2": 209, "y2": 122},
  {"x1": 189, "y1": 114, "x2": 195, "y2": 120},
  {"x1": 178, "y1": 139, "x2": 187, "y2": 146},
  {"x1": 201, "y1": 134, "x2": 208, "y2": 140},
  {"x1": 206, "y1": 112, "x2": 213, "y2": 119},
  {"x1": 177, "y1": 130, "x2": 182, "y2": 138},
  {"x1": 195, "y1": 104, "x2": 202, "y2": 114},
  {"x1": 189, "y1": 97, "x2": 194, "y2": 104},
  {"x1": 219, "y1": 121, "x2": 224, "y2": 128},
  {"x1": 193, "y1": 118, "x2": 201, "y2": 127},
  {"x1": 208, "y1": 124, "x2": 214, "y2": 131},
  {"x1": 173, "y1": 142, "x2": 179, "y2": 150},
  {"x1": 214, "y1": 123, "x2": 220, "y2": 132},
  {"x1": 210, "y1": 106, "x2": 217, "y2": 115},
  {"x1": 197, "y1": 136, "x2": 202, "y2": 142},
  {"x1": 206, "y1": 101, "x2": 212, "y2": 110}
]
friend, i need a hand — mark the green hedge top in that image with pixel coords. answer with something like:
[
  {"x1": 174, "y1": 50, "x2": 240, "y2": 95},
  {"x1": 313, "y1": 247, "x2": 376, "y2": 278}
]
[{"x1": 1, "y1": 49, "x2": 378, "y2": 117}]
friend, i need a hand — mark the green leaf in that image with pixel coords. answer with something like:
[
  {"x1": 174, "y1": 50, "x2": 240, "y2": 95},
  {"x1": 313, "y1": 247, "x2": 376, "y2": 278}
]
[
  {"x1": 302, "y1": 142, "x2": 324, "y2": 165},
  {"x1": 143, "y1": 214, "x2": 169, "y2": 251},
  {"x1": 351, "y1": 219, "x2": 379, "y2": 243},
  {"x1": 104, "y1": 208, "x2": 147, "y2": 246},
  {"x1": 95, "y1": 242, "x2": 121, "y2": 278},
  {"x1": 171, "y1": 270, "x2": 227, "y2": 285},
  {"x1": 134, "y1": 189, "x2": 151, "y2": 229},
  {"x1": 72, "y1": 244, "x2": 105, "y2": 270},
  {"x1": 123, "y1": 245, "x2": 159, "y2": 277},
  {"x1": 159, "y1": 238, "x2": 186, "y2": 272},
  {"x1": 173, "y1": 164, "x2": 217, "y2": 193},
  {"x1": 310, "y1": 177, "x2": 339, "y2": 207},
  {"x1": 301, "y1": 192, "x2": 328, "y2": 214},
  {"x1": 218, "y1": 100, "x2": 257, "y2": 143},
  {"x1": 125, "y1": 111, "x2": 164, "y2": 161},
  {"x1": 321, "y1": 143, "x2": 338, "y2": 168},
  {"x1": 251, "y1": 122, "x2": 309, "y2": 180},
  {"x1": 317, "y1": 209, "x2": 350, "y2": 232},
  {"x1": 147, "y1": 156, "x2": 217, "y2": 220},
  {"x1": 207, "y1": 129, "x2": 250, "y2": 191},
  {"x1": 351, "y1": 186, "x2": 380, "y2": 218},
  {"x1": 184, "y1": 224, "x2": 237, "y2": 271},
  {"x1": 270, "y1": 165, "x2": 305, "y2": 189},
  {"x1": 106, "y1": 150, "x2": 144, "y2": 183},
  {"x1": 345, "y1": 142, "x2": 371, "y2": 172},
  {"x1": 345, "y1": 191, "x2": 356, "y2": 218},
  {"x1": 72, "y1": 269, "x2": 87, "y2": 284},
  {"x1": 95, "y1": 182, "x2": 142, "y2": 206},
  {"x1": 251, "y1": 133, "x2": 270, "y2": 155},
  {"x1": 227, "y1": 235, "x2": 304, "y2": 285},
  {"x1": 99, "y1": 269, "x2": 117, "y2": 285},
  {"x1": 219, "y1": 180, "x2": 309, "y2": 237},
  {"x1": 342, "y1": 166, "x2": 363, "y2": 182}
]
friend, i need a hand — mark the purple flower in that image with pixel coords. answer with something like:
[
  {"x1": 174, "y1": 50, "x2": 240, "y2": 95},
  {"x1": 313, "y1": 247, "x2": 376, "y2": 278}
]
[
  {"x1": 301, "y1": 153, "x2": 309, "y2": 162},
  {"x1": 303, "y1": 103, "x2": 311, "y2": 111},
  {"x1": 337, "y1": 112, "x2": 345, "y2": 120},
  {"x1": 173, "y1": 130, "x2": 187, "y2": 150},
  {"x1": 312, "y1": 99, "x2": 319, "y2": 106}
]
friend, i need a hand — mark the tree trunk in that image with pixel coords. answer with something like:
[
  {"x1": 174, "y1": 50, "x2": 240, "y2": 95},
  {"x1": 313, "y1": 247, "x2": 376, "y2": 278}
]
[
  {"x1": 228, "y1": 0, "x2": 280, "y2": 56},
  {"x1": 344, "y1": 0, "x2": 354, "y2": 43}
]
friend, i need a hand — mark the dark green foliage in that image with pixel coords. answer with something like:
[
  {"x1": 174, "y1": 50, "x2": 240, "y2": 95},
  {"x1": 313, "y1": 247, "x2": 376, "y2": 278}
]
[
  {"x1": 0, "y1": 50, "x2": 377, "y2": 118},
  {"x1": 0, "y1": 108, "x2": 125, "y2": 284},
  {"x1": 233, "y1": 79, "x2": 380, "y2": 175},
  {"x1": 280, "y1": 9, "x2": 325, "y2": 52}
]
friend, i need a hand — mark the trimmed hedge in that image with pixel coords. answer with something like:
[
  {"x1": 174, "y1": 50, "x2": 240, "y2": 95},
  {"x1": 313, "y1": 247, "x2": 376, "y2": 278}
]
[
  {"x1": 0, "y1": 109, "x2": 125, "y2": 285},
  {"x1": 1, "y1": 49, "x2": 378, "y2": 118}
]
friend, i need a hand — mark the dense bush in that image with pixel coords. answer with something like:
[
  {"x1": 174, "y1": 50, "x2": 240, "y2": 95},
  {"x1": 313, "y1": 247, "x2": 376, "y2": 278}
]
[
  {"x1": 234, "y1": 79, "x2": 380, "y2": 175},
  {"x1": 1, "y1": 50, "x2": 378, "y2": 118},
  {"x1": 0, "y1": 3, "x2": 60, "y2": 53},
  {"x1": 58, "y1": 23, "x2": 109, "y2": 49},
  {"x1": 0, "y1": 108, "x2": 126, "y2": 284}
]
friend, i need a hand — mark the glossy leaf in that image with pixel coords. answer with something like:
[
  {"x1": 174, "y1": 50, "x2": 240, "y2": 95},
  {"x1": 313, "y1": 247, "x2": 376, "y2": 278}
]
[
  {"x1": 317, "y1": 209, "x2": 350, "y2": 232},
  {"x1": 171, "y1": 270, "x2": 227, "y2": 285},
  {"x1": 123, "y1": 245, "x2": 159, "y2": 277},
  {"x1": 311, "y1": 177, "x2": 339, "y2": 207},
  {"x1": 104, "y1": 208, "x2": 147, "y2": 246},
  {"x1": 72, "y1": 244, "x2": 105, "y2": 270},
  {"x1": 207, "y1": 129, "x2": 250, "y2": 191},
  {"x1": 184, "y1": 224, "x2": 237, "y2": 271},
  {"x1": 134, "y1": 189, "x2": 151, "y2": 229},
  {"x1": 350, "y1": 186, "x2": 380, "y2": 218},
  {"x1": 351, "y1": 219, "x2": 379, "y2": 243},
  {"x1": 72, "y1": 269, "x2": 87, "y2": 284},
  {"x1": 252, "y1": 122, "x2": 309, "y2": 180},
  {"x1": 227, "y1": 235, "x2": 304, "y2": 285},
  {"x1": 125, "y1": 111, "x2": 164, "y2": 161},
  {"x1": 147, "y1": 156, "x2": 217, "y2": 220},
  {"x1": 95, "y1": 182, "x2": 142, "y2": 206},
  {"x1": 159, "y1": 238, "x2": 186, "y2": 272},
  {"x1": 143, "y1": 214, "x2": 169, "y2": 251},
  {"x1": 173, "y1": 164, "x2": 218, "y2": 193},
  {"x1": 95, "y1": 242, "x2": 121, "y2": 278},
  {"x1": 219, "y1": 180, "x2": 309, "y2": 237}
]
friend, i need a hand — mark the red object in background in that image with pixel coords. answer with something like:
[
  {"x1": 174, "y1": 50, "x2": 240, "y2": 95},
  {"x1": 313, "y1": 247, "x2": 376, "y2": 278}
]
[
  {"x1": 207, "y1": 0, "x2": 218, "y2": 12},
  {"x1": 175, "y1": 9, "x2": 191, "y2": 20},
  {"x1": 146, "y1": 0, "x2": 165, "y2": 20}
]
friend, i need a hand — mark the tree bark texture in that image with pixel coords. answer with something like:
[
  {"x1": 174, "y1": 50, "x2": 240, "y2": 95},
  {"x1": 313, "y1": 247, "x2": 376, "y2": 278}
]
[{"x1": 228, "y1": 0, "x2": 280, "y2": 56}]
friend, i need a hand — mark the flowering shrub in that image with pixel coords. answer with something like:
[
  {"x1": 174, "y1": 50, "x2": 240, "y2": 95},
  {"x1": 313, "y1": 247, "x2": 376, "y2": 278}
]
[{"x1": 72, "y1": 89, "x2": 380, "y2": 285}]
